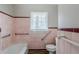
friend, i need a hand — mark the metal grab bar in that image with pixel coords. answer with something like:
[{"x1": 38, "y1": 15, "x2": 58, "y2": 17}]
[
  {"x1": 41, "y1": 31, "x2": 52, "y2": 40},
  {"x1": 57, "y1": 36, "x2": 79, "y2": 47},
  {"x1": 1, "y1": 34, "x2": 11, "y2": 38}
]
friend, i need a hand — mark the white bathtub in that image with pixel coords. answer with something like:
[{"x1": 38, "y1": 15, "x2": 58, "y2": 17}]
[{"x1": 1, "y1": 43, "x2": 28, "y2": 54}]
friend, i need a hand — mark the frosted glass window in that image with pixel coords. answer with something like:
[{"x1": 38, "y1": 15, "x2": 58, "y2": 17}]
[{"x1": 31, "y1": 12, "x2": 48, "y2": 31}]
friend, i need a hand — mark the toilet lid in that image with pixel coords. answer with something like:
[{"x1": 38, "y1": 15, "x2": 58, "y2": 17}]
[{"x1": 46, "y1": 44, "x2": 56, "y2": 49}]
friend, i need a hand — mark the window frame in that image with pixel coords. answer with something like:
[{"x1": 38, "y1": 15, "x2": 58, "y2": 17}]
[{"x1": 30, "y1": 12, "x2": 48, "y2": 31}]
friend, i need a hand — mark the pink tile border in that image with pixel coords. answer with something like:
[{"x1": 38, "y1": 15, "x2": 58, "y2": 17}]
[{"x1": 73, "y1": 28, "x2": 79, "y2": 33}]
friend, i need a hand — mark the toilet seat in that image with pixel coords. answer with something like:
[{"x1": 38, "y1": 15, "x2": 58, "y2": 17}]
[{"x1": 46, "y1": 44, "x2": 56, "y2": 53}]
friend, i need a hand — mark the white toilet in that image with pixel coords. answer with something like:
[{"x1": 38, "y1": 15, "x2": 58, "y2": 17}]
[{"x1": 46, "y1": 44, "x2": 56, "y2": 54}]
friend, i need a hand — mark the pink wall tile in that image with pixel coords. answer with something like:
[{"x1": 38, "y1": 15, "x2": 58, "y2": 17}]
[
  {"x1": 64, "y1": 40, "x2": 72, "y2": 54},
  {"x1": 0, "y1": 13, "x2": 13, "y2": 51},
  {"x1": 13, "y1": 18, "x2": 57, "y2": 49},
  {"x1": 56, "y1": 37, "x2": 65, "y2": 54},
  {"x1": 72, "y1": 33, "x2": 79, "y2": 43},
  {"x1": 71, "y1": 33, "x2": 79, "y2": 54},
  {"x1": 64, "y1": 31, "x2": 72, "y2": 39},
  {"x1": 57, "y1": 30, "x2": 79, "y2": 54},
  {"x1": 14, "y1": 18, "x2": 30, "y2": 33},
  {"x1": 0, "y1": 12, "x2": 57, "y2": 50}
]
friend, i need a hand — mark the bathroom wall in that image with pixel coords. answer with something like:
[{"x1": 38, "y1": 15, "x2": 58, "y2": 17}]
[
  {"x1": 13, "y1": 4, "x2": 58, "y2": 49},
  {"x1": 57, "y1": 5, "x2": 79, "y2": 54},
  {"x1": 0, "y1": 4, "x2": 14, "y2": 16},
  {"x1": 13, "y1": 4, "x2": 58, "y2": 27},
  {"x1": 13, "y1": 23, "x2": 57, "y2": 49},
  {"x1": 13, "y1": 18, "x2": 57, "y2": 49},
  {"x1": 0, "y1": 4, "x2": 14, "y2": 51},
  {"x1": 0, "y1": 4, "x2": 58, "y2": 50}
]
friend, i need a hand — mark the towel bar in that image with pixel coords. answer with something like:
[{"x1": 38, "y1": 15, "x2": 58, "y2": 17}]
[{"x1": 57, "y1": 36, "x2": 79, "y2": 47}]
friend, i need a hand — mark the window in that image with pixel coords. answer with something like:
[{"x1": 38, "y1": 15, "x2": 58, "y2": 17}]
[{"x1": 31, "y1": 12, "x2": 48, "y2": 31}]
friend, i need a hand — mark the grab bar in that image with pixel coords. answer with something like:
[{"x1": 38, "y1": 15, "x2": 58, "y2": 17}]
[
  {"x1": 1, "y1": 34, "x2": 11, "y2": 38},
  {"x1": 57, "y1": 36, "x2": 79, "y2": 47},
  {"x1": 15, "y1": 33, "x2": 29, "y2": 35},
  {"x1": 41, "y1": 31, "x2": 51, "y2": 40}
]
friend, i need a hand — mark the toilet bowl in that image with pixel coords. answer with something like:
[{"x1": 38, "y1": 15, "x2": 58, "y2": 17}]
[{"x1": 46, "y1": 44, "x2": 56, "y2": 54}]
